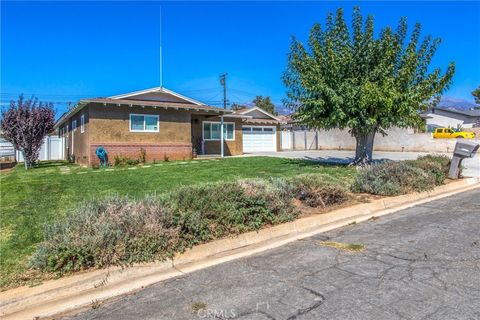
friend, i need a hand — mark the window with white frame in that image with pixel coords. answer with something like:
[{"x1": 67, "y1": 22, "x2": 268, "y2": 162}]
[
  {"x1": 203, "y1": 121, "x2": 235, "y2": 141},
  {"x1": 80, "y1": 114, "x2": 85, "y2": 133},
  {"x1": 129, "y1": 114, "x2": 159, "y2": 132},
  {"x1": 72, "y1": 120, "x2": 77, "y2": 132}
]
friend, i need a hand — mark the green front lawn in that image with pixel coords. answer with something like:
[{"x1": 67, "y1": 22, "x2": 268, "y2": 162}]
[{"x1": 0, "y1": 157, "x2": 355, "y2": 289}]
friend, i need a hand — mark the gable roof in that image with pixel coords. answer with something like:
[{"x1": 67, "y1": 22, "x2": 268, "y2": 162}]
[
  {"x1": 109, "y1": 87, "x2": 205, "y2": 106},
  {"x1": 234, "y1": 106, "x2": 282, "y2": 122},
  {"x1": 54, "y1": 87, "x2": 231, "y2": 128}
]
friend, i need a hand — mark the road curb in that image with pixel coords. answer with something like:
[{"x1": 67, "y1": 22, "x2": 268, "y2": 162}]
[{"x1": 1, "y1": 178, "x2": 479, "y2": 319}]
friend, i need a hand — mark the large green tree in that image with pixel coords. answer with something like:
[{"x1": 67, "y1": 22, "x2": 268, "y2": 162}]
[
  {"x1": 283, "y1": 7, "x2": 455, "y2": 164},
  {"x1": 252, "y1": 96, "x2": 277, "y2": 115}
]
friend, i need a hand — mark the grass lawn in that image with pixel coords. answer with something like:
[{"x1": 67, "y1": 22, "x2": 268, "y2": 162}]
[{"x1": 0, "y1": 156, "x2": 355, "y2": 289}]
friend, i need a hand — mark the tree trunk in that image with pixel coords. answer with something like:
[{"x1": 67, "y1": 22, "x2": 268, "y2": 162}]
[
  {"x1": 22, "y1": 150, "x2": 28, "y2": 170},
  {"x1": 352, "y1": 131, "x2": 376, "y2": 165}
]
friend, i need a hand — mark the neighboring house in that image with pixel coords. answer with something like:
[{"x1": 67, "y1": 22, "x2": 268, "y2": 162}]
[
  {"x1": 420, "y1": 107, "x2": 480, "y2": 132},
  {"x1": 54, "y1": 87, "x2": 284, "y2": 166}
]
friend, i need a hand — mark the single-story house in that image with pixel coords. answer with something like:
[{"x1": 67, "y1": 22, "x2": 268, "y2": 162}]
[
  {"x1": 420, "y1": 107, "x2": 480, "y2": 132},
  {"x1": 54, "y1": 87, "x2": 284, "y2": 166}
]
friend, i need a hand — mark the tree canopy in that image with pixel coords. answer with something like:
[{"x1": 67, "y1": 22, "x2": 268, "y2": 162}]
[
  {"x1": 283, "y1": 7, "x2": 455, "y2": 163},
  {"x1": 252, "y1": 96, "x2": 277, "y2": 115}
]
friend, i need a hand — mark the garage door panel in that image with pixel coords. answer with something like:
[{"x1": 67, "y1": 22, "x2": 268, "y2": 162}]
[{"x1": 243, "y1": 126, "x2": 276, "y2": 152}]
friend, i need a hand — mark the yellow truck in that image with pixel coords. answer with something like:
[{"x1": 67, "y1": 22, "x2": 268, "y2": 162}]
[{"x1": 433, "y1": 128, "x2": 475, "y2": 139}]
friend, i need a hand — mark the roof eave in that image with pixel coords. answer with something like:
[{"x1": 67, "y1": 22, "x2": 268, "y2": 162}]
[{"x1": 82, "y1": 99, "x2": 233, "y2": 114}]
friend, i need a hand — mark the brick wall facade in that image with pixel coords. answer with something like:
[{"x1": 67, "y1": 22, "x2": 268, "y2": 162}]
[{"x1": 89, "y1": 143, "x2": 192, "y2": 166}]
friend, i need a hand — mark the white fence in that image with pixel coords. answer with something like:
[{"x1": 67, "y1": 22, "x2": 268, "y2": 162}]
[
  {"x1": 281, "y1": 131, "x2": 292, "y2": 150},
  {"x1": 0, "y1": 136, "x2": 65, "y2": 162}
]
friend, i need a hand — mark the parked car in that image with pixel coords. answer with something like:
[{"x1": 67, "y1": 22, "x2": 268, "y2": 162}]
[{"x1": 433, "y1": 128, "x2": 475, "y2": 139}]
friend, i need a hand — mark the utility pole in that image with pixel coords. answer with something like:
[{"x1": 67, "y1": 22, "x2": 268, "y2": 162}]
[{"x1": 220, "y1": 73, "x2": 227, "y2": 109}]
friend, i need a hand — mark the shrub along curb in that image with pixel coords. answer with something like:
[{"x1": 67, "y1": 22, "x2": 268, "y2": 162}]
[{"x1": 1, "y1": 178, "x2": 478, "y2": 320}]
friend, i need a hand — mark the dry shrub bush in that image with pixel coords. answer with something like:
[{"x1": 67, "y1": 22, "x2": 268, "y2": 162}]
[
  {"x1": 166, "y1": 180, "x2": 298, "y2": 247},
  {"x1": 30, "y1": 175, "x2": 349, "y2": 275},
  {"x1": 288, "y1": 174, "x2": 349, "y2": 207},
  {"x1": 351, "y1": 161, "x2": 437, "y2": 196},
  {"x1": 30, "y1": 197, "x2": 179, "y2": 274},
  {"x1": 407, "y1": 154, "x2": 452, "y2": 185}
]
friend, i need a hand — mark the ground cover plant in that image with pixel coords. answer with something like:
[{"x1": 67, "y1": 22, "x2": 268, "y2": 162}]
[
  {"x1": 29, "y1": 174, "x2": 349, "y2": 275},
  {"x1": 0, "y1": 157, "x2": 354, "y2": 289},
  {"x1": 351, "y1": 155, "x2": 451, "y2": 196}
]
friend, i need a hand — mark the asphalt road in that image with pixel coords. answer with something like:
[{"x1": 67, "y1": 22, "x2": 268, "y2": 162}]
[{"x1": 66, "y1": 189, "x2": 480, "y2": 320}]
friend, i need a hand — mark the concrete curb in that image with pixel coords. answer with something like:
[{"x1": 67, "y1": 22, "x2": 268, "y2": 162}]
[{"x1": 1, "y1": 178, "x2": 479, "y2": 319}]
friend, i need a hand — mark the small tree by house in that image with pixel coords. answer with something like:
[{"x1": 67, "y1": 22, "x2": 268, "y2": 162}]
[
  {"x1": 0, "y1": 95, "x2": 55, "y2": 169},
  {"x1": 231, "y1": 103, "x2": 248, "y2": 111},
  {"x1": 252, "y1": 96, "x2": 277, "y2": 115},
  {"x1": 283, "y1": 7, "x2": 455, "y2": 164}
]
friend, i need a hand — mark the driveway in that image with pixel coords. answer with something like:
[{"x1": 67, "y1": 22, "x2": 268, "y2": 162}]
[
  {"x1": 245, "y1": 150, "x2": 480, "y2": 178},
  {"x1": 65, "y1": 189, "x2": 480, "y2": 320}
]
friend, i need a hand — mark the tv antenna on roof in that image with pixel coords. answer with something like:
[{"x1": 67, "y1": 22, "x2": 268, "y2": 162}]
[{"x1": 159, "y1": 6, "x2": 163, "y2": 88}]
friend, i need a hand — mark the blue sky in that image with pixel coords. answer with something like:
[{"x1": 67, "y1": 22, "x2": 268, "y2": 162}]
[{"x1": 1, "y1": 1, "x2": 479, "y2": 116}]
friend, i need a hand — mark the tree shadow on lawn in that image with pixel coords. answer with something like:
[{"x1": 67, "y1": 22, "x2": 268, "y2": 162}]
[
  {"x1": 282, "y1": 158, "x2": 350, "y2": 168},
  {"x1": 31, "y1": 160, "x2": 71, "y2": 169},
  {"x1": 300, "y1": 156, "x2": 393, "y2": 166}
]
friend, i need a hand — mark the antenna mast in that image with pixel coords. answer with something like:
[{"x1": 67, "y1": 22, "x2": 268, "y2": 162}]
[{"x1": 159, "y1": 6, "x2": 163, "y2": 88}]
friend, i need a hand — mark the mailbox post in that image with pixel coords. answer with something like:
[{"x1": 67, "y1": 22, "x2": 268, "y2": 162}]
[{"x1": 448, "y1": 140, "x2": 479, "y2": 179}]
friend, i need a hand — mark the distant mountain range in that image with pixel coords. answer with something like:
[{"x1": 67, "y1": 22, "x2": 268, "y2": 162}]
[
  {"x1": 437, "y1": 97, "x2": 477, "y2": 110},
  {"x1": 276, "y1": 105, "x2": 291, "y2": 115}
]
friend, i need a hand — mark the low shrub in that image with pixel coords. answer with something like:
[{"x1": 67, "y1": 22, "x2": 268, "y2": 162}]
[
  {"x1": 30, "y1": 196, "x2": 179, "y2": 274},
  {"x1": 168, "y1": 179, "x2": 298, "y2": 246},
  {"x1": 30, "y1": 175, "x2": 349, "y2": 275},
  {"x1": 410, "y1": 154, "x2": 453, "y2": 183},
  {"x1": 288, "y1": 174, "x2": 349, "y2": 207},
  {"x1": 351, "y1": 161, "x2": 436, "y2": 196},
  {"x1": 114, "y1": 155, "x2": 139, "y2": 166}
]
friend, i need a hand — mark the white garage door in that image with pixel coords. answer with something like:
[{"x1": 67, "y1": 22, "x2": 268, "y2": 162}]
[{"x1": 242, "y1": 126, "x2": 277, "y2": 152}]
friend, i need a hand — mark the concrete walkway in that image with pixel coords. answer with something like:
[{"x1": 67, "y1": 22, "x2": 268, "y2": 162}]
[
  {"x1": 244, "y1": 150, "x2": 480, "y2": 178},
  {"x1": 65, "y1": 189, "x2": 480, "y2": 320}
]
